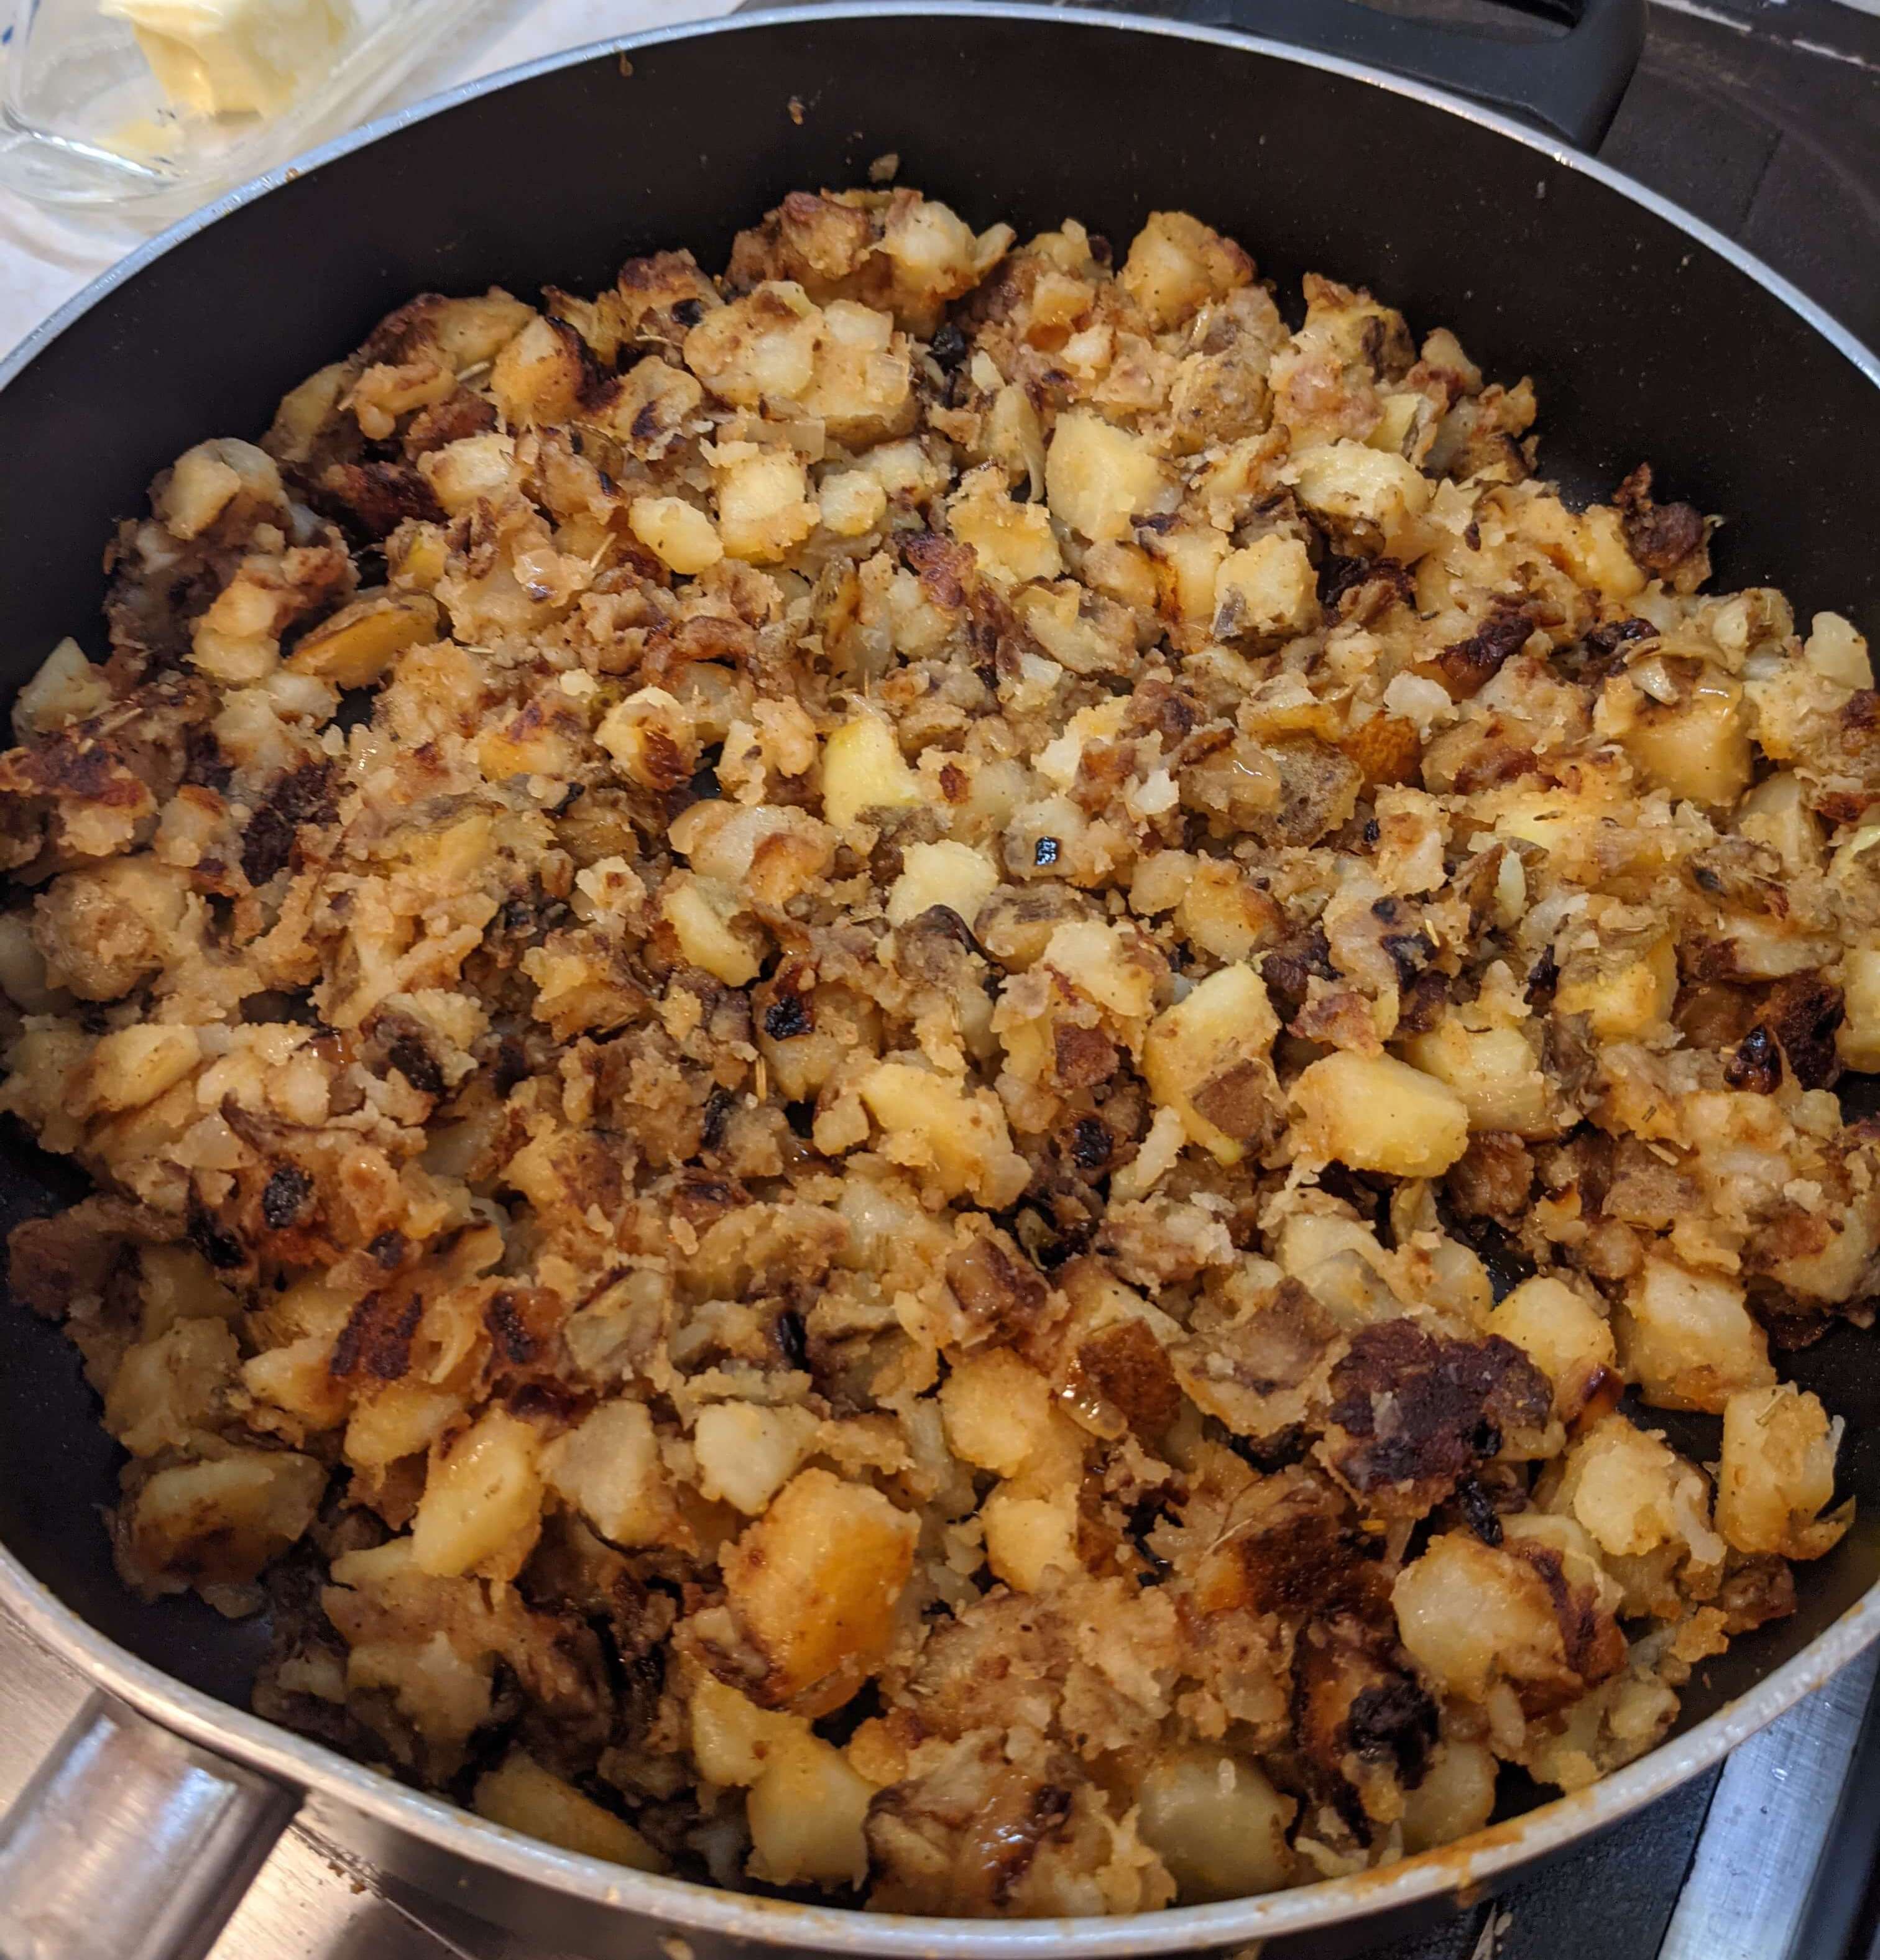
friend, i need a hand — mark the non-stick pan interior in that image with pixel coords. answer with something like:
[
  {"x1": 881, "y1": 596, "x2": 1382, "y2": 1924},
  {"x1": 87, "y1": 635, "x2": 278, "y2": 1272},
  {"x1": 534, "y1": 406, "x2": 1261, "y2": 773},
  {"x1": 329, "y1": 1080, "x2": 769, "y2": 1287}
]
[{"x1": 0, "y1": 2, "x2": 1875, "y2": 1735}]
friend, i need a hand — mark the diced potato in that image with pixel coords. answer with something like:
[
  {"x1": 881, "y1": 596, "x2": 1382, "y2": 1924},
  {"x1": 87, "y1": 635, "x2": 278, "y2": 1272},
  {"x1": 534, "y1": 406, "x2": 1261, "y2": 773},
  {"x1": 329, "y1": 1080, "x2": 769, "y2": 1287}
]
[
  {"x1": 981, "y1": 1487, "x2": 1079, "y2": 1591},
  {"x1": 822, "y1": 712, "x2": 922, "y2": 828},
  {"x1": 720, "y1": 1468, "x2": 918, "y2": 1705},
  {"x1": 689, "y1": 1675, "x2": 806, "y2": 1785},
  {"x1": 12, "y1": 637, "x2": 111, "y2": 738},
  {"x1": 157, "y1": 438, "x2": 282, "y2": 539},
  {"x1": 1804, "y1": 611, "x2": 1873, "y2": 689},
  {"x1": 1838, "y1": 945, "x2": 1880, "y2": 1072},
  {"x1": 1614, "y1": 1259, "x2": 1776, "y2": 1412},
  {"x1": 947, "y1": 466, "x2": 1062, "y2": 584},
  {"x1": 1288, "y1": 439, "x2": 1432, "y2": 549},
  {"x1": 1554, "y1": 937, "x2": 1678, "y2": 1041},
  {"x1": 344, "y1": 1381, "x2": 459, "y2": 1475},
  {"x1": 543, "y1": 1400, "x2": 676, "y2": 1547},
  {"x1": 412, "y1": 1408, "x2": 544, "y2": 1580},
  {"x1": 1290, "y1": 1051, "x2": 1468, "y2": 1177},
  {"x1": 83, "y1": 1022, "x2": 201, "y2": 1116},
  {"x1": 693, "y1": 1402, "x2": 820, "y2": 1515},
  {"x1": 1143, "y1": 523, "x2": 1228, "y2": 625},
  {"x1": 126, "y1": 1448, "x2": 325, "y2": 1588},
  {"x1": 660, "y1": 873, "x2": 763, "y2": 987},
  {"x1": 474, "y1": 1752, "x2": 668, "y2": 1871},
  {"x1": 104, "y1": 1317, "x2": 238, "y2": 1456},
  {"x1": 886, "y1": 840, "x2": 1000, "y2": 928},
  {"x1": 689, "y1": 1681, "x2": 877, "y2": 1885},
  {"x1": 1399, "y1": 1743, "x2": 1498, "y2": 1856},
  {"x1": 684, "y1": 282, "x2": 820, "y2": 407},
  {"x1": 1141, "y1": 964, "x2": 1280, "y2": 1165},
  {"x1": 1716, "y1": 1384, "x2": 1846, "y2": 1558},
  {"x1": 288, "y1": 592, "x2": 438, "y2": 688},
  {"x1": 746, "y1": 1731, "x2": 877, "y2": 1887},
  {"x1": 629, "y1": 495, "x2": 723, "y2": 576},
  {"x1": 596, "y1": 685, "x2": 698, "y2": 793},
  {"x1": 345, "y1": 1628, "x2": 494, "y2": 1751},
  {"x1": 713, "y1": 443, "x2": 819, "y2": 563},
  {"x1": 1615, "y1": 671, "x2": 1751, "y2": 807},
  {"x1": 939, "y1": 1348, "x2": 1059, "y2": 1478},
  {"x1": 856, "y1": 1060, "x2": 1028, "y2": 1205},
  {"x1": 1044, "y1": 410, "x2": 1176, "y2": 541},
  {"x1": 818, "y1": 469, "x2": 888, "y2": 538},
  {"x1": 1488, "y1": 1275, "x2": 1616, "y2": 1417},
  {"x1": 491, "y1": 315, "x2": 587, "y2": 427},
  {"x1": 1212, "y1": 535, "x2": 1318, "y2": 641},
  {"x1": 1551, "y1": 1414, "x2": 1723, "y2": 1568},
  {"x1": 1136, "y1": 1748, "x2": 1295, "y2": 1901},
  {"x1": 1119, "y1": 211, "x2": 1250, "y2": 329},
  {"x1": 1398, "y1": 1021, "x2": 1554, "y2": 1136},
  {"x1": 1393, "y1": 1529, "x2": 1569, "y2": 1700},
  {"x1": 1738, "y1": 771, "x2": 1822, "y2": 873},
  {"x1": 420, "y1": 431, "x2": 516, "y2": 515}
]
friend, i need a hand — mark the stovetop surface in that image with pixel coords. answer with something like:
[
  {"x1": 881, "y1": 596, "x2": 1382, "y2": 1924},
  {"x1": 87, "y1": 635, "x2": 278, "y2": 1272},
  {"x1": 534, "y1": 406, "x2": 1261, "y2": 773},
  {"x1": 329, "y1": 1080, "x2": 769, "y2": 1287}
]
[{"x1": 2, "y1": 4, "x2": 1876, "y2": 1953}]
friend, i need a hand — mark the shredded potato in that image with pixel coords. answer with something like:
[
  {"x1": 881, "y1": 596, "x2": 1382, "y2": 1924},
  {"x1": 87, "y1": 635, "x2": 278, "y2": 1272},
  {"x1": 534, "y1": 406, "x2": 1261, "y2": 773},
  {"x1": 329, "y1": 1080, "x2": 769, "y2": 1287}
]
[{"x1": 1, "y1": 182, "x2": 1868, "y2": 1915}]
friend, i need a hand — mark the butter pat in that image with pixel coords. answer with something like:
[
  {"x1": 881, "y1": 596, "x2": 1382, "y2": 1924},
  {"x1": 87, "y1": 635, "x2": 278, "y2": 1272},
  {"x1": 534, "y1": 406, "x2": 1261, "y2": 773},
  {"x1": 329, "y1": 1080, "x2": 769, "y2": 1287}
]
[{"x1": 101, "y1": 0, "x2": 353, "y2": 118}]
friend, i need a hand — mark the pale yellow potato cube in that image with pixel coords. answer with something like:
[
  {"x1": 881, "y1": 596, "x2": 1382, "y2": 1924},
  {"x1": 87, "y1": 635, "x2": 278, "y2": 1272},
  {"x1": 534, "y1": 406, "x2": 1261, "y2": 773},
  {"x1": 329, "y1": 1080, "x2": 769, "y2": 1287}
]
[
  {"x1": 474, "y1": 1752, "x2": 668, "y2": 1871},
  {"x1": 1400, "y1": 1743, "x2": 1498, "y2": 1856},
  {"x1": 693, "y1": 1402, "x2": 819, "y2": 1515},
  {"x1": 127, "y1": 1448, "x2": 325, "y2": 1588},
  {"x1": 1617, "y1": 671, "x2": 1751, "y2": 807},
  {"x1": 412, "y1": 1408, "x2": 544, "y2": 1580},
  {"x1": 1212, "y1": 535, "x2": 1318, "y2": 641},
  {"x1": 1119, "y1": 212, "x2": 1250, "y2": 331},
  {"x1": 1554, "y1": 937, "x2": 1678, "y2": 1040},
  {"x1": 543, "y1": 1401, "x2": 675, "y2": 1548},
  {"x1": 12, "y1": 637, "x2": 111, "y2": 738},
  {"x1": 85, "y1": 1023, "x2": 202, "y2": 1115},
  {"x1": 629, "y1": 495, "x2": 723, "y2": 576},
  {"x1": 1552, "y1": 1414, "x2": 1723, "y2": 1567},
  {"x1": 689, "y1": 1675, "x2": 805, "y2": 1786},
  {"x1": 660, "y1": 873, "x2": 762, "y2": 987},
  {"x1": 1136, "y1": 1749, "x2": 1296, "y2": 1901},
  {"x1": 155, "y1": 438, "x2": 281, "y2": 538},
  {"x1": 1615, "y1": 1259, "x2": 1776, "y2": 1412},
  {"x1": 939, "y1": 1348, "x2": 1059, "y2": 1478},
  {"x1": 1141, "y1": 964, "x2": 1280, "y2": 1165},
  {"x1": 856, "y1": 1060, "x2": 1026, "y2": 1205},
  {"x1": 1143, "y1": 523, "x2": 1228, "y2": 624},
  {"x1": 746, "y1": 1733, "x2": 877, "y2": 1888},
  {"x1": 1488, "y1": 1275, "x2": 1616, "y2": 1415},
  {"x1": 1738, "y1": 771, "x2": 1822, "y2": 872},
  {"x1": 1716, "y1": 1384, "x2": 1846, "y2": 1558},
  {"x1": 1044, "y1": 409, "x2": 1176, "y2": 541},
  {"x1": 817, "y1": 469, "x2": 888, "y2": 538},
  {"x1": 822, "y1": 712, "x2": 922, "y2": 828},
  {"x1": 886, "y1": 840, "x2": 1000, "y2": 927},
  {"x1": 721, "y1": 1468, "x2": 918, "y2": 1703},
  {"x1": 596, "y1": 685, "x2": 697, "y2": 793},
  {"x1": 1398, "y1": 1021, "x2": 1554, "y2": 1136},
  {"x1": 1289, "y1": 1051, "x2": 1468, "y2": 1177},
  {"x1": 419, "y1": 431, "x2": 516, "y2": 516},
  {"x1": 947, "y1": 466, "x2": 1062, "y2": 584},
  {"x1": 1804, "y1": 611, "x2": 1873, "y2": 689},
  {"x1": 982, "y1": 1486, "x2": 1079, "y2": 1591},
  {"x1": 713, "y1": 444, "x2": 819, "y2": 563},
  {"x1": 1288, "y1": 439, "x2": 1432, "y2": 548}
]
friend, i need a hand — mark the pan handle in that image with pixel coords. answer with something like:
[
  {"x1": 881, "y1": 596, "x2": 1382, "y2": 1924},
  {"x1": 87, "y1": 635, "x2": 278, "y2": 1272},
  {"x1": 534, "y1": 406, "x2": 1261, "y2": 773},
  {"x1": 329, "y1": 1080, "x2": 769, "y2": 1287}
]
[
  {"x1": 1108, "y1": 0, "x2": 1645, "y2": 150},
  {"x1": 0, "y1": 1693, "x2": 297, "y2": 1960}
]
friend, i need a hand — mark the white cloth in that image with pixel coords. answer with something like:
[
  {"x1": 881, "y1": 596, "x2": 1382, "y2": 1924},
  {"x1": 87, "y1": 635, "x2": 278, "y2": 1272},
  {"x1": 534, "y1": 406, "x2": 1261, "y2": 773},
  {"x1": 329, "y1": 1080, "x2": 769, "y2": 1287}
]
[{"x1": 0, "y1": 0, "x2": 737, "y2": 360}]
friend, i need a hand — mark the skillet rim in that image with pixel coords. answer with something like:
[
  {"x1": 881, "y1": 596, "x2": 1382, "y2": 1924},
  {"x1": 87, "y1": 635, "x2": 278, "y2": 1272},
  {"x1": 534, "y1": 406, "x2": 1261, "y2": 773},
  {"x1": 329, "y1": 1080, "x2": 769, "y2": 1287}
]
[{"x1": 1, "y1": 5, "x2": 1877, "y2": 1949}]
